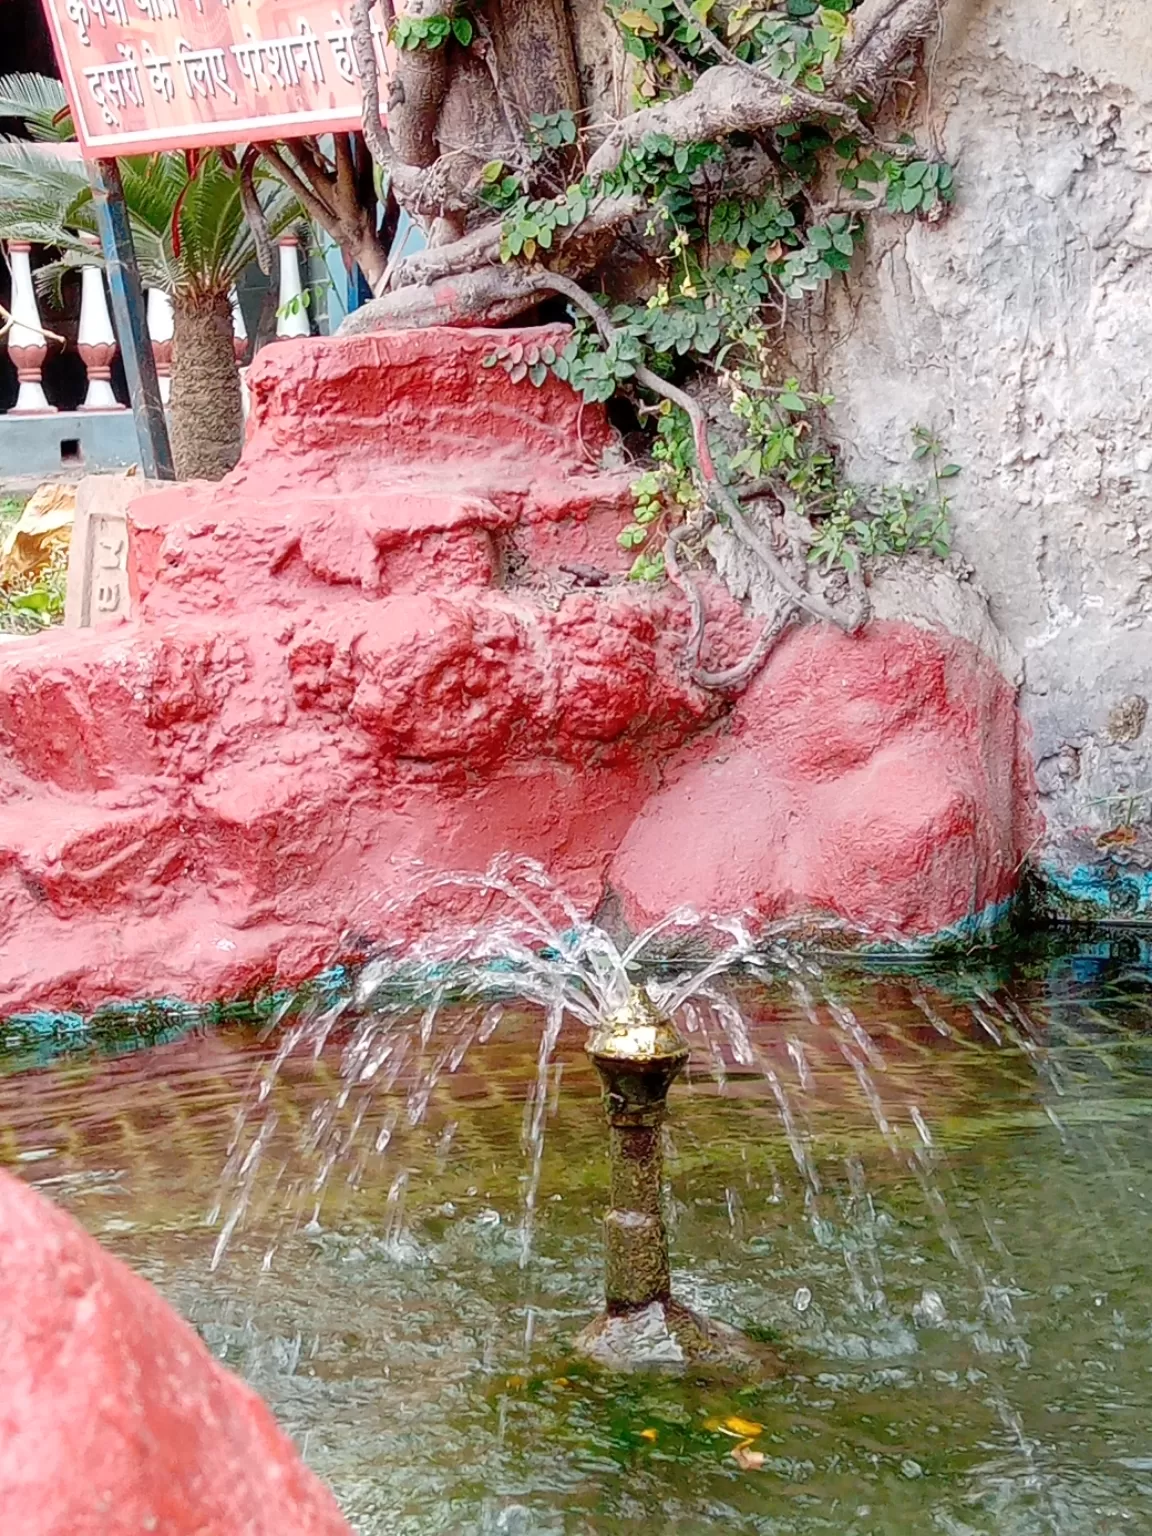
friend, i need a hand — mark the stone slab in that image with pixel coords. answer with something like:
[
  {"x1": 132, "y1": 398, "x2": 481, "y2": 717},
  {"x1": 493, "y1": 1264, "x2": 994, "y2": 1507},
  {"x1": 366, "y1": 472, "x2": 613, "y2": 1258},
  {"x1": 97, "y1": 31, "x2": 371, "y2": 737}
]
[{"x1": 64, "y1": 472, "x2": 139, "y2": 628}]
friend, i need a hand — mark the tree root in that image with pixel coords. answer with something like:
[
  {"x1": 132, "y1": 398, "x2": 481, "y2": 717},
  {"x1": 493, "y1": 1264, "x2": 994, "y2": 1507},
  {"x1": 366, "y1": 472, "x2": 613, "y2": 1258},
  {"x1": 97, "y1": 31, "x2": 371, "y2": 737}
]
[
  {"x1": 386, "y1": 193, "x2": 642, "y2": 293},
  {"x1": 664, "y1": 525, "x2": 796, "y2": 691},
  {"x1": 340, "y1": 264, "x2": 548, "y2": 333},
  {"x1": 325, "y1": 0, "x2": 948, "y2": 683},
  {"x1": 534, "y1": 273, "x2": 868, "y2": 686},
  {"x1": 832, "y1": 0, "x2": 944, "y2": 98}
]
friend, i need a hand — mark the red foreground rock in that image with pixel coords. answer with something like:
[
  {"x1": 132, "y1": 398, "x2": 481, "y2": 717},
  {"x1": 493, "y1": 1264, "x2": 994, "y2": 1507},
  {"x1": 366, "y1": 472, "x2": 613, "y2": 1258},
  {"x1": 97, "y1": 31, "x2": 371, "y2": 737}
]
[
  {"x1": 0, "y1": 327, "x2": 1038, "y2": 1015},
  {"x1": 0, "y1": 1168, "x2": 351, "y2": 1536}
]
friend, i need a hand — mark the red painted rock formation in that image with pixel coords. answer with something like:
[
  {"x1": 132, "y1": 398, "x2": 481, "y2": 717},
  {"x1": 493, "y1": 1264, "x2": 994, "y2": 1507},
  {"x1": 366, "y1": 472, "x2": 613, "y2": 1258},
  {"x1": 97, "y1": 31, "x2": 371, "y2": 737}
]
[
  {"x1": 612, "y1": 620, "x2": 1038, "y2": 938},
  {"x1": 0, "y1": 327, "x2": 1037, "y2": 1015},
  {"x1": 0, "y1": 1167, "x2": 351, "y2": 1536}
]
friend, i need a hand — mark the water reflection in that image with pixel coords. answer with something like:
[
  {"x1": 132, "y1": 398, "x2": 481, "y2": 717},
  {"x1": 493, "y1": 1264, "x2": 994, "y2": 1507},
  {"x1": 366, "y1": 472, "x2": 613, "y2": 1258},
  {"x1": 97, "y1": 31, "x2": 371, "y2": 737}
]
[{"x1": 0, "y1": 930, "x2": 1150, "y2": 1534}]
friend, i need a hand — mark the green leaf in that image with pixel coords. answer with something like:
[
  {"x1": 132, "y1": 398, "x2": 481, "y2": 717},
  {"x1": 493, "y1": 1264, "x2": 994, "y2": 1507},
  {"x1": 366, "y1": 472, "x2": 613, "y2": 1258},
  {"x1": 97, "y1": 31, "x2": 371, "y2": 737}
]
[
  {"x1": 904, "y1": 160, "x2": 928, "y2": 186},
  {"x1": 779, "y1": 392, "x2": 807, "y2": 412},
  {"x1": 900, "y1": 183, "x2": 924, "y2": 213},
  {"x1": 451, "y1": 15, "x2": 473, "y2": 45},
  {"x1": 618, "y1": 7, "x2": 659, "y2": 33},
  {"x1": 11, "y1": 589, "x2": 51, "y2": 612},
  {"x1": 939, "y1": 463, "x2": 962, "y2": 478}
]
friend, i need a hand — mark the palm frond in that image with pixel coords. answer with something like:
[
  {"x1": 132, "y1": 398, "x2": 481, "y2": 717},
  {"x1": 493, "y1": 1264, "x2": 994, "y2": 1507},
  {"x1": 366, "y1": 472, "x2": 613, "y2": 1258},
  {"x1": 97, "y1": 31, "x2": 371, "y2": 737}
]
[
  {"x1": 0, "y1": 73, "x2": 74, "y2": 142},
  {"x1": 33, "y1": 253, "x2": 98, "y2": 308},
  {"x1": 0, "y1": 139, "x2": 91, "y2": 212},
  {"x1": 0, "y1": 124, "x2": 304, "y2": 299}
]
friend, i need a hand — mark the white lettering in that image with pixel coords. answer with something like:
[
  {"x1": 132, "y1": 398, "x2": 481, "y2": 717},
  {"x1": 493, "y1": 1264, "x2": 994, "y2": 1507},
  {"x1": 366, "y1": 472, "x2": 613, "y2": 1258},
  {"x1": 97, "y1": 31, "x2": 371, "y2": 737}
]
[
  {"x1": 174, "y1": 37, "x2": 238, "y2": 103},
  {"x1": 66, "y1": 0, "x2": 126, "y2": 47},
  {"x1": 141, "y1": 42, "x2": 175, "y2": 103},
  {"x1": 231, "y1": 22, "x2": 326, "y2": 93},
  {"x1": 82, "y1": 44, "x2": 143, "y2": 127}
]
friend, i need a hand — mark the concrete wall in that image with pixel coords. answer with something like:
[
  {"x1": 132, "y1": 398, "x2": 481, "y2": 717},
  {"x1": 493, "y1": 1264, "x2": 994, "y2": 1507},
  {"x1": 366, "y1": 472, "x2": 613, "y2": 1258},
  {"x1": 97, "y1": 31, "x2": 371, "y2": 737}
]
[
  {"x1": 816, "y1": 0, "x2": 1152, "y2": 918},
  {"x1": 0, "y1": 412, "x2": 141, "y2": 483}
]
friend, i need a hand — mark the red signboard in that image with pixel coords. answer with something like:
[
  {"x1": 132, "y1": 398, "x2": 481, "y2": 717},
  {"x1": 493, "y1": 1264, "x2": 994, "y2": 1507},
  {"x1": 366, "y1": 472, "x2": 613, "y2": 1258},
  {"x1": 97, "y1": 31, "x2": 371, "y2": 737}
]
[{"x1": 38, "y1": 0, "x2": 387, "y2": 156}]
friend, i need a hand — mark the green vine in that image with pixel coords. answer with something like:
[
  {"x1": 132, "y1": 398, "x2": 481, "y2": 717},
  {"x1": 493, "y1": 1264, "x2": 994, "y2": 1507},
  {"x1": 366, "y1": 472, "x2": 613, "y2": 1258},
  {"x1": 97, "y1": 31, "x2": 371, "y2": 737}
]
[
  {"x1": 391, "y1": 9, "x2": 473, "y2": 50},
  {"x1": 480, "y1": 1, "x2": 957, "y2": 592}
]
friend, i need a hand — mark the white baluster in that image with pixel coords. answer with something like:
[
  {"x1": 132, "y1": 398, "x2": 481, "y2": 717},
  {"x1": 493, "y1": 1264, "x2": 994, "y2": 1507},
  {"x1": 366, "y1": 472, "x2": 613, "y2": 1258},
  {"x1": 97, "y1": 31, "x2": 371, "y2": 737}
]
[
  {"x1": 146, "y1": 288, "x2": 173, "y2": 403},
  {"x1": 6, "y1": 240, "x2": 52, "y2": 413},
  {"x1": 77, "y1": 239, "x2": 120, "y2": 410},
  {"x1": 276, "y1": 236, "x2": 310, "y2": 339},
  {"x1": 231, "y1": 289, "x2": 250, "y2": 419}
]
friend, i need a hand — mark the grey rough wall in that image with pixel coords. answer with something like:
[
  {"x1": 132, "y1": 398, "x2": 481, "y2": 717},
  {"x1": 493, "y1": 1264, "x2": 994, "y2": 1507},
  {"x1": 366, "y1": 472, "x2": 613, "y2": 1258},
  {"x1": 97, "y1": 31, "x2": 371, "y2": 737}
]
[{"x1": 814, "y1": 0, "x2": 1152, "y2": 915}]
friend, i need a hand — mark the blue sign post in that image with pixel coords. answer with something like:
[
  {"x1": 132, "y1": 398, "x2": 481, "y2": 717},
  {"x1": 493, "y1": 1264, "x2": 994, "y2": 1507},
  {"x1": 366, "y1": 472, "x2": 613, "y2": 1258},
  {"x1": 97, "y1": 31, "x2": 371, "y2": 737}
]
[{"x1": 90, "y1": 158, "x2": 174, "y2": 481}]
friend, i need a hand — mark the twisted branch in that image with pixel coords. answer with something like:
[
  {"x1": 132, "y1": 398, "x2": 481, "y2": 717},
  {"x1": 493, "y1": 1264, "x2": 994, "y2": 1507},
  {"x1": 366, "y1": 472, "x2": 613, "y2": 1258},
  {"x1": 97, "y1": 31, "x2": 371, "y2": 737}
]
[
  {"x1": 0, "y1": 302, "x2": 64, "y2": 344},
  {"x1": 239, "y1": 147, "x2": 273, "y2": 275}
]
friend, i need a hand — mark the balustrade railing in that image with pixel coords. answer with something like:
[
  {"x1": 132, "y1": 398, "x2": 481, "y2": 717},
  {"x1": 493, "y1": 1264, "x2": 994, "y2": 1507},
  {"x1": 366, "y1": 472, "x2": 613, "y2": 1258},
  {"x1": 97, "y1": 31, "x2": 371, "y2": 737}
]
[{"x1": 2, "y1": 239, "x2": 272, "y2": 422}]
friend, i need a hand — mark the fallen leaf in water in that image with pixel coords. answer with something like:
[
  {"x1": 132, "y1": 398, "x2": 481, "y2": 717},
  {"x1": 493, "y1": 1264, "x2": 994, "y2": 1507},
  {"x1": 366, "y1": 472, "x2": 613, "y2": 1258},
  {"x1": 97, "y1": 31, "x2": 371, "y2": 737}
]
[
  {"x1": 731, "y1": 1441, "x2": 766, "y2": 1471},
  {"x1": 550, "y1": 1378, "x2": 570, "y2": 1388},
  {"x1": 505, "y1": 1375, "x2": 526, "y2": 1391},
  {"x1": 724, "y1": 1416, "x2": 764, "y2": 1438},
  {"x1": 639, "y1": 1427, "x2": 658, "y2": 1442}
]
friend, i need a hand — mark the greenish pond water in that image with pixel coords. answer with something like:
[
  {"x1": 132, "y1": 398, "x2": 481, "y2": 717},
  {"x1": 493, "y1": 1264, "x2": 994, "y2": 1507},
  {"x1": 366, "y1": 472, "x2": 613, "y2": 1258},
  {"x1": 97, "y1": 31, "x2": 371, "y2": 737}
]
[{"x1": 3, "y1": 936, "x2": 1152, "y2": 1535}]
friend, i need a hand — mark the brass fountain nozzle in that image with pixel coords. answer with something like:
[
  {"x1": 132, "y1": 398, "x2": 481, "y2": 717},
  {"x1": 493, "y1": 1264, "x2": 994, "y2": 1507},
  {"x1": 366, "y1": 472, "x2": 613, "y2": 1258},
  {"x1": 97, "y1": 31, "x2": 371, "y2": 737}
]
[
  {"x1": 587, "y1": 986, "x2": 689, "y2": 1064},
  {"x1": 586, "y1": 987, "x2": 689, "y2": 1126}
]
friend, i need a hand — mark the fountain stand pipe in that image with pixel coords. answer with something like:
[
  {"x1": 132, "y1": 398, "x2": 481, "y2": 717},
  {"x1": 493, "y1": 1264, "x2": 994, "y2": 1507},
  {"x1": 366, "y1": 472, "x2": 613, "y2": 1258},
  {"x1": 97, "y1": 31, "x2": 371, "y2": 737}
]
[
  {"x1": 574, "y1": 988, "x2": 780, "y2": 1377},
  {"x1": 590, "y1": 993, "x2": 687, "y2": 1312}
]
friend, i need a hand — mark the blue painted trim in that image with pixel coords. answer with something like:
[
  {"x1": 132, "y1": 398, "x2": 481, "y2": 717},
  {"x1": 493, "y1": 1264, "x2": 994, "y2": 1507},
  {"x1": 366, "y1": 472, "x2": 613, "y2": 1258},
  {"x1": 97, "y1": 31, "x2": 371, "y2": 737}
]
[
  {"x1": 851, "y1": 892, "x2": 1020, "y2": 960},
  {"x1": 1037, "y1": 861, "x2": 1152, "y2": 922},
  {"x1": 0, "y1": 966, "x2": 353, "y2": 1065}
]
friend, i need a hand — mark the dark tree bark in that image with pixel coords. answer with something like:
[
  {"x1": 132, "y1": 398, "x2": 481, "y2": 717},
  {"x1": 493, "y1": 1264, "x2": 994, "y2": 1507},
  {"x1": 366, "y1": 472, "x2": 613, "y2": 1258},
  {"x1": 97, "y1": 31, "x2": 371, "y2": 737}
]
[
  {"x1": 170, "y1": 290, "x2": 243, "y2": 481},
  {"x1": 342, "y1": 0, "x2": 947, "y2": 327}
]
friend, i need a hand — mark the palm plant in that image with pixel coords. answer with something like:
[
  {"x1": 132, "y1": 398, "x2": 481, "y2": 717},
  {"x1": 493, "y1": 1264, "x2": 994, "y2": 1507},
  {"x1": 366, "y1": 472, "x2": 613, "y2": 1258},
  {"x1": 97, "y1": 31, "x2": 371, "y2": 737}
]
[{"x1": 0, "y1": 73, "x2": 300, "y2": 479}]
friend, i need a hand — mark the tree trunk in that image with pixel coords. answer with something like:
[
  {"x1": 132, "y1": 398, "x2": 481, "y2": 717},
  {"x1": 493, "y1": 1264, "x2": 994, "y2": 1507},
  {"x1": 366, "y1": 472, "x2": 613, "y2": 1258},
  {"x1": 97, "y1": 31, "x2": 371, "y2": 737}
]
[
  {"x1": 170, "y1": 290, "x2": 243, "y2": 482},
  {"x1": 485, "y1": 0, "x2": 583, "y2": 122}
]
